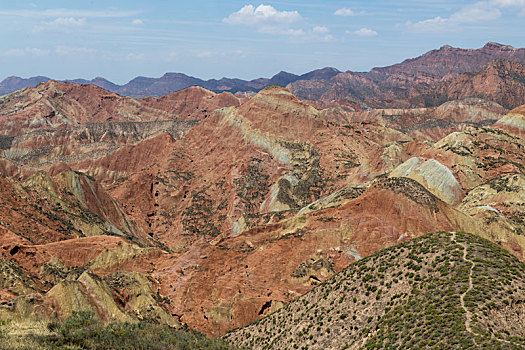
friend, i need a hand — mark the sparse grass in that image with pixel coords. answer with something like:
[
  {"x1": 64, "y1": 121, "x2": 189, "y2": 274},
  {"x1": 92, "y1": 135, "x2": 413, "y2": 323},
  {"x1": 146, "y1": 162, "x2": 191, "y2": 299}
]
[{"x1": 0, "y1": 311, "x2": 233, "y2": 350}]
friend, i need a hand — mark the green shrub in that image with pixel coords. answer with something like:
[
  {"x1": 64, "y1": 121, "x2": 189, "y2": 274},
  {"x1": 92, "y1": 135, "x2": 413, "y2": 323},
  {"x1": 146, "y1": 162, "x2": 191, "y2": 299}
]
[{"x1": 33, "y1": 311, "x2": 231, "y2": 350}]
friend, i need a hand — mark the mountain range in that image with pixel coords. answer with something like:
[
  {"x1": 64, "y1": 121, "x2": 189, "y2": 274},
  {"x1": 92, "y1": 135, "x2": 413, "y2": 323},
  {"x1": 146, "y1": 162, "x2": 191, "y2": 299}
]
[
  {"x1": 2, "y1": 42, "x2": 525, "y2": 108},
  {"x1": 0, "y1": 67, "x2": 341, "y2": 98},
  {"x1": 1, "y1": 42, "x2": 525, "y2": 348}
]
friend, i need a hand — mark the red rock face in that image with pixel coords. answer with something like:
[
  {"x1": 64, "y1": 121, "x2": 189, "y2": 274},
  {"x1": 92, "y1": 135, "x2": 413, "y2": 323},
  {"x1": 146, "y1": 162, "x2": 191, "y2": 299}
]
[
  {"x1": 63, "y1": 87, "x2": 404, "y2": 251},
  {"x1": 435, "y1": 60, "x2": 525, "y2": 109},
  {"x1": 1, "y1": 81, "x2": 525, "y2": 337},
  {"x1": 288, "y1": 43, "x2": 525, "y2": 109},
  {"x1": 369, "y1": 42, "x2": 525, "y2": 79},
  {"x1": 0, "y1": 81, "x2": 240, "y2": 136},
  {"x1": 141, "y1": 86, "x2": 240, "y2": 121},
  {"x1": 320, "y1": 98, "x2": 507, "y2": 141},
  {"x1": 160, "y1": 178, "x2": 467, "y2": 336}
]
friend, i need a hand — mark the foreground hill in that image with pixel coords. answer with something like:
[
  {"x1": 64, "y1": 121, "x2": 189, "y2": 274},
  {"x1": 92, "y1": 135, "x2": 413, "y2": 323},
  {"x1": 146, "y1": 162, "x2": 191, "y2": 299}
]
[{"x1": 225, "y1": 231, "x2": 525, "y2": 349}]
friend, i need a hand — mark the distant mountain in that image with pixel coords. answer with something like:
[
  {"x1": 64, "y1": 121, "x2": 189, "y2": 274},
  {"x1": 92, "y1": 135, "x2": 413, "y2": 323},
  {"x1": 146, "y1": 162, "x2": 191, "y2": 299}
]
[
  {"x1": 2, "y1": 42, "x2": 525, "y2": 106},
  {"x1": 0, "y1": 67, "x2": 341, "y2": 98},
  {"x1": 0, "y1": 75, "x2": 50, "y2": 96},
  {"x1": 65, "y1": 77, "x2": 120, "y2": 92},
  {"x1": 433, "y1": 59, "x2": 525, "y2": 109},
  {"x1": 369, "y1": 42, "x2": 525, "y2": 80},
  {"x1": 288, "y1": 42, "x2": 525, "y2": 109}
]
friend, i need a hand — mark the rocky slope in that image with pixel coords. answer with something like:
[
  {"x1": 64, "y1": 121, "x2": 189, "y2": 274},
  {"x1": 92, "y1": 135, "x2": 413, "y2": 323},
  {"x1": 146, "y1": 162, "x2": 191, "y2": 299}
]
[
  {"x1": 225, "y1": 232, "x2": 525, "y2": 349},
  {"x1": 370, "y1": 42, "x2": 525, "y2": 80},
  {"x1": 289, "y1": 43, "x2": 525, "y2": 109},
  {"x1": 320, "y1": 97, "x2": 507, "y2": 141},
  {"x1": 0, "y1": 81, "x2": 239, "y2": 136},
  {"x1": 0, "y1": 80, "x2": 525, "y2": 338},
  {"x1": 434, "y1": 59, "x2": 525, "y2": 109}
]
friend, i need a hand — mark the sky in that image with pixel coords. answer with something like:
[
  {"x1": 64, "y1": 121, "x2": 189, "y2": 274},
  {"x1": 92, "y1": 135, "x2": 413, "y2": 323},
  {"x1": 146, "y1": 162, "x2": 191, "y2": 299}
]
[{"x1": 0, "y1": 1, "x2": 524, "y2": 84}]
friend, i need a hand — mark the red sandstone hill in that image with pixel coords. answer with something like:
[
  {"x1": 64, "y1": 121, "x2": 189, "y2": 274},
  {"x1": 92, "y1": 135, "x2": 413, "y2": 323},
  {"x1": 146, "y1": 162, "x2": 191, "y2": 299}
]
[
  {"x1": 434, "y1": 59, "x2": 525, "y2": 109},
  {"x1": 370, "y1": 42, "x2": 525, "y2": 80},
  {"x1": 1, "y1": 81, "x2": 525, "y2": 337},
  {"x1": 0, "y1": 81, "x2": 240, "y2": 136},
  {"x1": 288, "y1": 43, "x2": 525, "y2": 109}
]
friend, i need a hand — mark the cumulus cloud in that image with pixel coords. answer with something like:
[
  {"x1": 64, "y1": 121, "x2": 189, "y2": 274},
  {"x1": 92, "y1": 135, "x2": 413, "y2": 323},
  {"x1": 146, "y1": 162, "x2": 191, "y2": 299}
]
[
  {"x1": 223, "y1": 4, "x2": 334, "y2": 42},
  {"x1": 223, "y1": 4, "x2": 301, "y2": 33},
  {"x1": 224, "y1": 4, "x2": 301, "y2": 25},
  {"x1": 350, "y1": 28, "x2": 378, "y2": 37},
  {"x1": 334, "y1": 8, "x2": 355, "y2": 16},
  {"x1": 132, "y1": 19, "x2": 143, "y2": 25},
  {"x1": 407, "y1": 16, "x2": 452, "y2": 32},
  {"x1": 33, "y1": 17, "x2": 86, "y2": 32}
]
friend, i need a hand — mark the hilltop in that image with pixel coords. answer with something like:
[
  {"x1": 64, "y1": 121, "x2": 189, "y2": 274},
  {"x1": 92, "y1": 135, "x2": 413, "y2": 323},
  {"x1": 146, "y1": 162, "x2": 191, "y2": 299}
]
[{"x1": 225, "y1": 231, "x2": 525, "y2": 349}]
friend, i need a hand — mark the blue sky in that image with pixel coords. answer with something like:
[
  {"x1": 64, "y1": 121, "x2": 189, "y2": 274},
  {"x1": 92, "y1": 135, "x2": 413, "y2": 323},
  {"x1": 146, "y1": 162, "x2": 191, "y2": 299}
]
[{"x1": 0, "y1": 1, "x2": 524, "y2": 83}]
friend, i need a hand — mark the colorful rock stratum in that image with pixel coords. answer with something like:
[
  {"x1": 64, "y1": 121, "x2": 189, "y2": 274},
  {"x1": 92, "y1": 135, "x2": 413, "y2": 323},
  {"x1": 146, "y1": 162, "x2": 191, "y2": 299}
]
[{"x1": 1, "y1": 43, "x2": 525, "y2": 349}]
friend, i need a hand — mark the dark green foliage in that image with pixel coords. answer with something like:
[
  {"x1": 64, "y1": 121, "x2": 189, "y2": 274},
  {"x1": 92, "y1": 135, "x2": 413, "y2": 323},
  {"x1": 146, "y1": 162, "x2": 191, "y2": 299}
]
[
  {"x1": 225, "y1": 232, "x2": 525, "y2": 349},
  {"x1": 37, "y1": 311, "x2": 232, "y2": 350}
]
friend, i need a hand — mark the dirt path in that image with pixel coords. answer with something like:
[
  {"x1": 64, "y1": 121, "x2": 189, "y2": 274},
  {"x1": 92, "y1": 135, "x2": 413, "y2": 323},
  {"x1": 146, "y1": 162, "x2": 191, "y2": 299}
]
[
  {"x1": 451, "y1": 232, "x2": 512, "y2": 347},
  {"x1": 450, "y1": 233, "x2": 474, "y2": 334},
  {"x1": 457, "y1": 237, "x2": 475, "y2": 333}
]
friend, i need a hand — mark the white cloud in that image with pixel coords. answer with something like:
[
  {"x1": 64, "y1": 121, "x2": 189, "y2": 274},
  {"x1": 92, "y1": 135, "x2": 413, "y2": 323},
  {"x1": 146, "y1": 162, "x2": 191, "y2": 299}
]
[
  {"x1": 351, "y1": 28, "x2": 378, "y2": 37},
  {"x1": 132, "y1": 19, "x2": 143, "y2": 25},
  {"x1": 223, "y1": 4, "x2": 333, "y2": 41},
  {"x1": 126, "y1": 53, "x2": 145, "y2": 61},
  {"x1": 407, "y1": 16, "x2": 452, "y2": 32},
  {"x1": 223, "y1": 4, "x2": 301, "y2": 33},
  {"x1": 0, "y1": 47, "x2": 49, "y2": 57},
  {"x1": 408, "y1": 0, "x2": 525, "y2": 32},
  {"x1": 33, "y1": 17, "x2": 86, "y2": 32},
  {"x1": 224, "y1": 4, "x2": 301, "y2": 25},
  {"x1": 312, "y1": 26, "x2": 329, "y2": 33},
  {"x1": 491, "y1": 0, "x2": 525, "y2": 6},
  {"x1": 0, "y1": 9, "x2": 138, "y2": 18},
  {"x1": 285, "y1": 28, "x2": 335, "y2": 42},
  {"x1": 334, "y1": 8, "x2": 355, "y2": 16},
  {"x1": 450, "y1": 2, "x2": 501, "y2": 23},
  {"x1": 55, "y1": 46, "x2": 96, "y2": 55}
]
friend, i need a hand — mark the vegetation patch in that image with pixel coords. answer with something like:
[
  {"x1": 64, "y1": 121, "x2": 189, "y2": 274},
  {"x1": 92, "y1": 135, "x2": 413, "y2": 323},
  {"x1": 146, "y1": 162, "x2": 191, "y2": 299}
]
[
  {"x1": 0, "y1": 311, "x2": 232, "y2": 350},
  {"x1": 225, "y1": 232, "x2": 525, "y2": 349}
]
